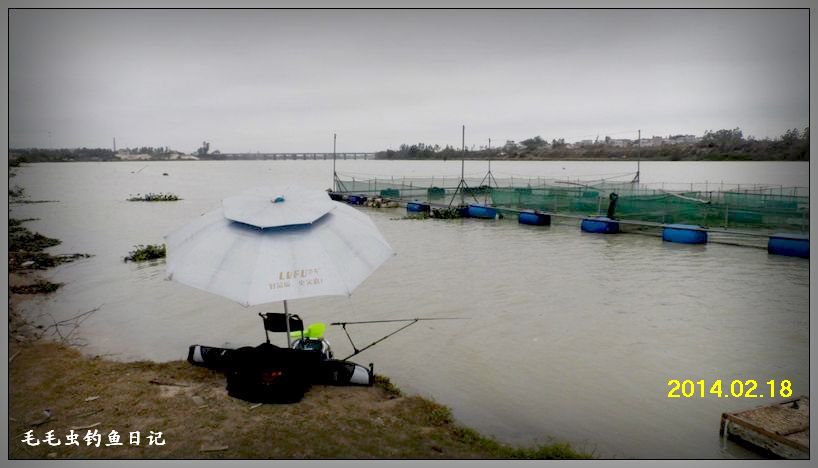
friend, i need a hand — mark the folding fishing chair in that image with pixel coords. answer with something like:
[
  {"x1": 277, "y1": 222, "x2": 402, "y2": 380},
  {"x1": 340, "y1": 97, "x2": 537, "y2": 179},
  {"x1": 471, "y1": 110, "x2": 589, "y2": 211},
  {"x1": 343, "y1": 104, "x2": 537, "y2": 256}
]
[
  {"x1": 258, "y1": 312, "x2": 304, "y2": 344},
  {"x1": 258, "y1": 312, "x2": 333, "y2": 359}
]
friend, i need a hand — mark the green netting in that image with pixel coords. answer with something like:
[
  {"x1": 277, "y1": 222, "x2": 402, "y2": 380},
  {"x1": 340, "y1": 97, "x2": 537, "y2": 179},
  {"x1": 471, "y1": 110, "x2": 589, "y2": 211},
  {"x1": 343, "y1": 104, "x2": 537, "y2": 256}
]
[
  {"x1": 489, "y1": 187, "x2": 808, "y2": 231},
  {"x1": 336, "y1": 176, "x2": 808, "y2": 232}
]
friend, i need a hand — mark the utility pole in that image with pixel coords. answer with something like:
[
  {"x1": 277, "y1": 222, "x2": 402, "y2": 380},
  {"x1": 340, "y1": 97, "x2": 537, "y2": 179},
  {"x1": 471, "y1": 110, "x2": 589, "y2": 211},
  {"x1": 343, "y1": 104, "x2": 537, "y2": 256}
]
[
  {"x1": 461, "y1": 125, "x2": 465, "y2": 180},
  {"x1": 634, "y1": 129, "x2": 641, "y2": 183},
  {"x1": 113, "y1": 137, "x2": 116, "y2": 153},
  {"x1": 488, "y1": 137, "x2": 491, "y2": 176},
  {"x1": 447, "y1": 124, "x2": 481, "y2": 208},
  {"x1": 460, "y1": 125, "x2": 465, "y2": 205},
  {"x1": 479, "y1": 137, "x2": 497, "y2": 196},
  {"x1": 332, "y1": 133, "x2": 337, "y2": 192}
]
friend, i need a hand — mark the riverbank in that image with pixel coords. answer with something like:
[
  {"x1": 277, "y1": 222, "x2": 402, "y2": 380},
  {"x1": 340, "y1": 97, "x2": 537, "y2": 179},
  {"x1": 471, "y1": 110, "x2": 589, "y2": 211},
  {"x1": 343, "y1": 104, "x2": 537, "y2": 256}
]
[{"x1": 7, "y1": 228, "x2": 590, "y2": 460}]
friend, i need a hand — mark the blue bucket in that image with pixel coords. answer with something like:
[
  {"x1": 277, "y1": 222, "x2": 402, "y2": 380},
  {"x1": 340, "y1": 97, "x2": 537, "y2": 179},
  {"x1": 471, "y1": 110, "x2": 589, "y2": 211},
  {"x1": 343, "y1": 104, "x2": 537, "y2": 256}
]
[
  {"x1": 662, "y1": 224, "x2": 708, "y2": 244},
  {"x1": 580, "y1": 216, "x2": 619, "y2": 234},
  {"x1": 768, "y1": 233, "x2": 809, "y2": 258}
]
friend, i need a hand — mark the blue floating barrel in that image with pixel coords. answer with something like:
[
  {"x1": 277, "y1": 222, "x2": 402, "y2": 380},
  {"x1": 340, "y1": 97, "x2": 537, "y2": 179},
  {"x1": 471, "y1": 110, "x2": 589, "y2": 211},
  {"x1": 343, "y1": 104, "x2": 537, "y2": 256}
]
[
  {"x1": 467, "y1": 204, "x2": 497, "y2": 219},
  {"x1": 768, "y1": 233, "x2": 809, "y2": 258},
  {"x1": 406, "y1": 201, "x2": 430, "y2": 213},
  {"x1": 518, "y1": 211, "x2": 551, "y2": 226},
  {"x1": 662, "y1": 224, "x2": 708, "y2": 244},
  {"x1": 346, "y1": 195, "x2": 367, "y2": 205},
  {"x1": 580, "y1": 216, "x2": 619, "y2": 234}
]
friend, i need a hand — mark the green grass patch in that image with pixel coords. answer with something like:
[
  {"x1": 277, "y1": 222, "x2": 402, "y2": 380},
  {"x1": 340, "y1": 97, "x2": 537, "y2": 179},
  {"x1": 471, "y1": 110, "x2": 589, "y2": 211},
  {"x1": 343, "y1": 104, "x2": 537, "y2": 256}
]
[
  {"x1": 378, "y1": 380, "x2": 591, "y2": 459},
  {"x1": 374, "y1": 374, "x2": 403, "y2": 397},
  {"x1": 449, "y1": 424, "x2": 591, "y2": 459}
]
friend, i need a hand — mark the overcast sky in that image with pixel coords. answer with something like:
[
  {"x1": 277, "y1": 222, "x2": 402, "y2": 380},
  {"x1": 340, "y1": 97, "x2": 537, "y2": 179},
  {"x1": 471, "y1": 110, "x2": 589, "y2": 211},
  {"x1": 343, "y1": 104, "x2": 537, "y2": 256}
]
[{"x1": 9, "y1": 9, "x2": 809, "y2": 153}]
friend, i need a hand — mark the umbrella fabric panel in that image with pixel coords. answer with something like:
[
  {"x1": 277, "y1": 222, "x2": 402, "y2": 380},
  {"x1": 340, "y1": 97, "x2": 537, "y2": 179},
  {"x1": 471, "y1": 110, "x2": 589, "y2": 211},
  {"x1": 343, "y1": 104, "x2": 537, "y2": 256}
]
[
  {"x1": 165, "y1": 202, "x2": 394, "y2": 307},
  {"x1": 222, "y1": 186, "x2": 337, "y2": 229},
  {"x1": 247, "y1": 203, "x2": 394, "y2": 304},
  {"x1": 166, "y1": 210, "x2": 264, "y2": 306}
]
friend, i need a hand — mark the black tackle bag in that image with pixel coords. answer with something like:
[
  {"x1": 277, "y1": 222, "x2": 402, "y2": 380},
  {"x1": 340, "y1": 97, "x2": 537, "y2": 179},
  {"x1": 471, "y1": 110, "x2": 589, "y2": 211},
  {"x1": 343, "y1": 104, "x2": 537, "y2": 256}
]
[{"x1": 225, "y1": 343, "x2": 321, "y2": 404}]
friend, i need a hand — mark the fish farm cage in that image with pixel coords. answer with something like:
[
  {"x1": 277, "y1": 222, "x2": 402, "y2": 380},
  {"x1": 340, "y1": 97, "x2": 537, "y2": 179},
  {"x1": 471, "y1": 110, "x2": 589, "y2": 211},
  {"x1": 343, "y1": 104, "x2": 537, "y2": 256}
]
[{"x1": 334, "y1": 174, "x2": 809, "y2": 250}]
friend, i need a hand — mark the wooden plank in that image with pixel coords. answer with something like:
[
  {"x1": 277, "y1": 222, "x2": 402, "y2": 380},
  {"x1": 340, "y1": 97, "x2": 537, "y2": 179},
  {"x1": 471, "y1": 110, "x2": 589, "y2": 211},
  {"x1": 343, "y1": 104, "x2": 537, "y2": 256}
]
[
  {"x1": 723, "y1": 419, "x2": 808, "y2": 460},
  {"x1": 777, "y1": 424, "x2": 809, "y2": 437},
  {"x1": 722, "y1": 414, "x2": 806, "y2": 450},
  {"x1": 720, "y1": 396, "x2": 809, "y2": 459}
]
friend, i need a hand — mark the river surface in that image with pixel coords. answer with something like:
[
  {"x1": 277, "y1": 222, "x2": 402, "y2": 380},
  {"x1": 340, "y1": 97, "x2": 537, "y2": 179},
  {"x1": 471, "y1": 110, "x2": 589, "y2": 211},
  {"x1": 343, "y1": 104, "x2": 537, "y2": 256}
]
[{"x1": 10, "y1": 160, "x2": 809, "y2": 459}]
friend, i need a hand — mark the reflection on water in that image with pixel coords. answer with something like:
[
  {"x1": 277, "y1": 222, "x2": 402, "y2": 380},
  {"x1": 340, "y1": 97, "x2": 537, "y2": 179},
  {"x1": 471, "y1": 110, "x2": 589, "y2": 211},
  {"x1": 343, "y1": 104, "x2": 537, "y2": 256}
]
[{"x1": 11, "y1": 161, "x2": 808, "y2": 459}]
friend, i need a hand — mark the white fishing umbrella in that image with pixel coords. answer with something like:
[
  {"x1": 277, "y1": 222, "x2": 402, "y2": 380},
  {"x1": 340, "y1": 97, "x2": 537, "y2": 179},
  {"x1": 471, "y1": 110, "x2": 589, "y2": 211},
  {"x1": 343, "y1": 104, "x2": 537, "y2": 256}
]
[{"x1": 165, "y1": 186, "x2": 395, "y2": 345}]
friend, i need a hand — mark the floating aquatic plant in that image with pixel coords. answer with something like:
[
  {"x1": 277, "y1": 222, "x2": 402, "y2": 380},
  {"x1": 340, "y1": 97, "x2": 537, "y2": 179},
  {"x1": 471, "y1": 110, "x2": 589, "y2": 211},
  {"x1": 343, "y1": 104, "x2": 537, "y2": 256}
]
[
  {"x1": 124, "y1": 244, "x2": 166, "y2": 262},
  {"x1": 430, "y1": 207, "x2": 463, "y2": 219},
  {"x1": 127, "y1": 192, "x2": 181, "y2": 202},
  {"x1": 11, "y1": 279, "x2": 63, "y2": 294}
]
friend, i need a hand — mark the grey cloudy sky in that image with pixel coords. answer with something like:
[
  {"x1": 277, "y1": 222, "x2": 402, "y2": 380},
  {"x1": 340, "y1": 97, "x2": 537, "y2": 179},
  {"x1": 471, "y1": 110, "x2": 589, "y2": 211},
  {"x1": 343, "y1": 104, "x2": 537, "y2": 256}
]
[{"x1": 9, "y1": 8, "x2": 809, "y2": 153}]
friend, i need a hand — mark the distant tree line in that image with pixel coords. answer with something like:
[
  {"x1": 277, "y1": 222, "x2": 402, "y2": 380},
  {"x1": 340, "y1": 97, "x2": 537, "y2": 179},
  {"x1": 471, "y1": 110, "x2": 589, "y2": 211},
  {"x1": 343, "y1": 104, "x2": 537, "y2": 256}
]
[
  {"x1": 118, "y1": 146, "x2": 182, "y2": 156},
  {"x1": 9, "y1": 145, "x2": 186, "y2": 163},
  {"x1": 7, "y1": 127, "x2": 808, "y2": 163},
  {"x1": 375, "y1": 127, "x2": 809, "y2": 161},
  {"x1": 9, "y1": 147, "x2": 117, "y2": 162}
]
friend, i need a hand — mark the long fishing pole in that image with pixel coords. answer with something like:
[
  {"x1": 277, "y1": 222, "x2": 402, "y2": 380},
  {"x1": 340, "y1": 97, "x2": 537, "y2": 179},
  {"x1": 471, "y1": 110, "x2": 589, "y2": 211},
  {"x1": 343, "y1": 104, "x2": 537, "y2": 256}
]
[
  {"x1": 331, "y1": 317, "x2": 466, "y2": 325},
  {"x1": 330, "y1": 317, "x2": 467, "y2": 360}
]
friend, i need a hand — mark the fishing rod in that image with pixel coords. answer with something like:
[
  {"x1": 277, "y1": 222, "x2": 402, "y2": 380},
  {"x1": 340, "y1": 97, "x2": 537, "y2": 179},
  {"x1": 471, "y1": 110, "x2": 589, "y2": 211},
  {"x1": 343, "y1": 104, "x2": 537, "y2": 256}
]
[{"x1": 330, "y1": 317, "x2": 467, "y2": 361}]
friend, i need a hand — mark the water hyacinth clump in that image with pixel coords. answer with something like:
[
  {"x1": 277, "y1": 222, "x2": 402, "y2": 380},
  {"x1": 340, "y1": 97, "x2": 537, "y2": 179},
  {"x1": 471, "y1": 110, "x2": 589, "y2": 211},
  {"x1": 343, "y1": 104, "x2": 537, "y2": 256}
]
[
  {"x1": 127, "y1": 192, "x2": 181, "y2": 202},
  {"x1": 401, "y1": 213, "x2": 430, "y2": 220},
  {"x1": 11, "y1": 279, "x2": 63, "y2": 295},
  {"x1": 430, "y1": 207, "x2": 464, "y2": 219},
  {"x1": 124, "y1": 244, "x2": 166, "y2": 262}
]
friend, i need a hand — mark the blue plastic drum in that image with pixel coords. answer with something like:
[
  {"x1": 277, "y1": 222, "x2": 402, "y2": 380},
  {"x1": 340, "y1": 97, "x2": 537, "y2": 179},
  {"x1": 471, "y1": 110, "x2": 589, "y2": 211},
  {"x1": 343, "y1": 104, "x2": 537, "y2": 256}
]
[
  {"x1": 406, "y1": 201, "x2": 430, "y2": 213},
  {"x1": 580, "y1": 216, "x2": 619, "y2": 234},
  {"x1": 518, "y1": 211, "x2": 550, "y2": 226},
  {"x1": 662, "y1": 224, "x2": 708, "y2": 244},
  {"x1": 467, "y1": 204, "x2": 497, "y2": 219},
  {"x1": 768, "y1": 233, "x2": 809, "y2": 258}
]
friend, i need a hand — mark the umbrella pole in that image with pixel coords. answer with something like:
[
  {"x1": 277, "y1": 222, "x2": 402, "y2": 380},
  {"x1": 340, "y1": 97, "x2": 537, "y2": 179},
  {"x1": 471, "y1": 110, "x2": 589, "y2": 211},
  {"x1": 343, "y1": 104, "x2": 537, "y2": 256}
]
[{"x1": 283, "y1": 300, "x2": 292, "y2": 348}]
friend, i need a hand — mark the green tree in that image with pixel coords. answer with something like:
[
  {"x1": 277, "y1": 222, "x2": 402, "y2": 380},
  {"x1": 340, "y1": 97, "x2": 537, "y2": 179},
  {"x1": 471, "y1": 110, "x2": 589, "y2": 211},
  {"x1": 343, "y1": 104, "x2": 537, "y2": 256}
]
[
  {"x1": 700, "y1": 128, "x2": 744, "y2": 151},
  {"x1": 520, "y1": 136, "x2": 546, "y2": 151}
]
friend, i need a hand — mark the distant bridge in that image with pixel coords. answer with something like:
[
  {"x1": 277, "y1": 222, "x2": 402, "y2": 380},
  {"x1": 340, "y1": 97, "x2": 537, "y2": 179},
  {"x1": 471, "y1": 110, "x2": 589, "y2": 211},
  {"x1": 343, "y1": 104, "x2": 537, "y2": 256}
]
[{"x1": 220, "y1": 153, "x2": 375, "y2": 160}]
